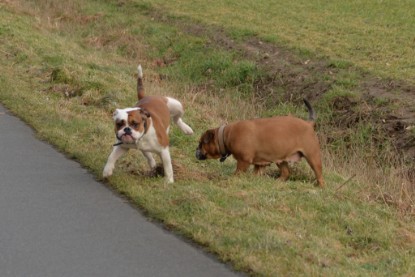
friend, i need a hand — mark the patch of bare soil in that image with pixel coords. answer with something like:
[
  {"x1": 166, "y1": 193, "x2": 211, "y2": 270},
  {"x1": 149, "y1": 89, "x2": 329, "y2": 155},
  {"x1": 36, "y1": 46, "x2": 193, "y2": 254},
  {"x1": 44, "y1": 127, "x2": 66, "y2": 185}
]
[{"x1": 362, "y1": 77, "x2": 415, "y2": 158}]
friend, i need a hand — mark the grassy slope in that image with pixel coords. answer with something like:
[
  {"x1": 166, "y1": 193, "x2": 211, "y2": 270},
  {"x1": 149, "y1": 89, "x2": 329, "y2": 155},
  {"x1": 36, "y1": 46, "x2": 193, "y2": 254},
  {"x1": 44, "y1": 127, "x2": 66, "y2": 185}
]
[
  {"x1": 147, "y1": 0, "x2": 415, "y2": 84},
  {"x1": 1, "y1": 1, "x2": 415, "y2": 276}
]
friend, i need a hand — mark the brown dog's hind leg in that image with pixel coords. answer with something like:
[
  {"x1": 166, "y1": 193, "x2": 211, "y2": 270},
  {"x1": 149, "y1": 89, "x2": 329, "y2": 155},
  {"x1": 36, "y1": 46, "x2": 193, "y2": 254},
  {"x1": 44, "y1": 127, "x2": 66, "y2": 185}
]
[
  {"x1": 277, "y1": 162, "x2": 290, "y2": 181},
  {"x1": 254, "y1": 165, "x2": 266, "y2": 175},
  {"x1": 304, "y1": 155, "x2": 324, "y2": 187}
]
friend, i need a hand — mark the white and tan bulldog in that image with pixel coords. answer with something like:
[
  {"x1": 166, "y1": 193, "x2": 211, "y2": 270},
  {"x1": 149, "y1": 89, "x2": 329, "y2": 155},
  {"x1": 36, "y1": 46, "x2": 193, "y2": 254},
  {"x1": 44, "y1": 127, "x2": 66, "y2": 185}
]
[{"x1": 103, "y1": 65, "x2": 193, "y2": 183}]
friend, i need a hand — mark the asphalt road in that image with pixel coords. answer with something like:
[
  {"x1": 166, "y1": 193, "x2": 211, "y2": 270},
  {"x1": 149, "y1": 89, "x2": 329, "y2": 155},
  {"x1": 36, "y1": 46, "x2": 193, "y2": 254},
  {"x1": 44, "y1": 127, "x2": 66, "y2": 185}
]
[{"x1": 0, "y1": 104, "x2": 241, "y2": 277}]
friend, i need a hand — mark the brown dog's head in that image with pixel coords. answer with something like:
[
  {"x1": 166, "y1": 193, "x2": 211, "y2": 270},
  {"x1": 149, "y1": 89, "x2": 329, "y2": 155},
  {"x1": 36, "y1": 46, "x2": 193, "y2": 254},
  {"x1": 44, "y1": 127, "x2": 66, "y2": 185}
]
[
  {"x1": 113, "y1": 107, "x2": 150, "y2": 144},
  {"x1": 195, "y1": 129, "x2": 222, "y2": 160}
]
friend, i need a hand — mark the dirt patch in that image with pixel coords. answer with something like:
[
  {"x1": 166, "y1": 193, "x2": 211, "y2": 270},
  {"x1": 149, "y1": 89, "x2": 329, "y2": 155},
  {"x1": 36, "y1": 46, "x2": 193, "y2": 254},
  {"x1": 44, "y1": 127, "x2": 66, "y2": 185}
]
[
  {"x1": 177, "y1": 23, "x2": 333, "y2": 105},
  {"x1": 362, "y1": 77, "x2": 415, "y2": 156}
]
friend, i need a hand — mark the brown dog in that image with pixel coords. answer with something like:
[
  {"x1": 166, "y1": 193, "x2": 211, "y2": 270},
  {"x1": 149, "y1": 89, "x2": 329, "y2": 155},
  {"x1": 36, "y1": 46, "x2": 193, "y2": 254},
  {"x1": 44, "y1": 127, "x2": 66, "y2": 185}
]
[{"x1": 195, "y1": 100, "x2": 324, "y2": 187}]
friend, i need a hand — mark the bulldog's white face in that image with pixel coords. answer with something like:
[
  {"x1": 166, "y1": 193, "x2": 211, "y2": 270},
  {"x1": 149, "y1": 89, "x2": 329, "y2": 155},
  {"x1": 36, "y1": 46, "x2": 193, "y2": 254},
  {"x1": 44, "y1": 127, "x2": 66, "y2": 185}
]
[{"x1": 113, "y1": 108, "x2": 149, "y2": 144}]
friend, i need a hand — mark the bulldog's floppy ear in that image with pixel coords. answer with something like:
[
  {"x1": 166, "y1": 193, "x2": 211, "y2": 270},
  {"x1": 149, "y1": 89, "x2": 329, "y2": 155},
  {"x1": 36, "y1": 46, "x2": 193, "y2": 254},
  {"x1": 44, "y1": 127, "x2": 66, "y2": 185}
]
[
  {"x1": 203, "y1": 130, "x2": 215, "y2": 144},
  {"x1": 112, "y1": 109, "x2": 121, "y2": 120},
  {"x1": 140, "y1": 109, "x2": 151, "y2": 118},
  {"x1": 113, "y1": 107, "x2": 140, "y2": 121}
]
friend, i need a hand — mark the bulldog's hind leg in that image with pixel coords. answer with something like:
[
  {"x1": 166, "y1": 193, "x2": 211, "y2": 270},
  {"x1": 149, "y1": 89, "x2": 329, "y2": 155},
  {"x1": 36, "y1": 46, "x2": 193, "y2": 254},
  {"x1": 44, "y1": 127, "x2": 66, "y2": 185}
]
[
  {"x1": 159, "y1": 147, "x2": 174, "y2": 183},
  {"x1": 166, "y1": 97, "x2": 193, "y2": 135},
  {"x1": 141, "y1": 150, "x2": 156, "y2": 169}
]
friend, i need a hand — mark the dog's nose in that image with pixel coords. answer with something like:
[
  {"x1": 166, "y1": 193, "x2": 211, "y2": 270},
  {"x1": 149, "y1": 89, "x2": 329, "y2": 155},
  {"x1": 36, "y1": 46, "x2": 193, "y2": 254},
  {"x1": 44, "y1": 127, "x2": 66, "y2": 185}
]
[
  {"x1": 124, "y1": 127, "x2": 132, "y2": 134},
  {"x1": 195, "y1": 149, "x2": 206, "y2": 160}
]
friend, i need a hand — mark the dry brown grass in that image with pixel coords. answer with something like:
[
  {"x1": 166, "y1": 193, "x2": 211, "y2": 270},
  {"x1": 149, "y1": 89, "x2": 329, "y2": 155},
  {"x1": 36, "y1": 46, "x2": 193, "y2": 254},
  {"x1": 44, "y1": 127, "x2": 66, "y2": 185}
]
[{"x1": 323, "y1": 147, "x2": 415, "y2": 216}]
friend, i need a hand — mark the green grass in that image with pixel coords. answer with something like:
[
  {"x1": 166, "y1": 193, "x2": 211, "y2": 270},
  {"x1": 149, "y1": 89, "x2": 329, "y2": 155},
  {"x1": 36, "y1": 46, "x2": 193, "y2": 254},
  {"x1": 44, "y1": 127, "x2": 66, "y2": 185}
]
[
  {"x1": 145, "y1": 0, "x2": 415, "y2": 84},
  {"x1": 1, "y1": 1, "x2": 415, "y2": 276}
]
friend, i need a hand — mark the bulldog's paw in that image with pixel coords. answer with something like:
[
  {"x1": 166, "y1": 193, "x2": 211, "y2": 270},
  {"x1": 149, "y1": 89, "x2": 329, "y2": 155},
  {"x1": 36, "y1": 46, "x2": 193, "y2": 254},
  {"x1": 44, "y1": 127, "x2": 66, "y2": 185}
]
[{"x1": 102, "y1": 165, "x2": 114, "y2": 178}]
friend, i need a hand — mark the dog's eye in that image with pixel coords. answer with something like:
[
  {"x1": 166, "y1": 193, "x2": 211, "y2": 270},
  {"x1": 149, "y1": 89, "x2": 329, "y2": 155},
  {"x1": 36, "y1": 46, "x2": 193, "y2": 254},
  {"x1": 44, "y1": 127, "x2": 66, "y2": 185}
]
[
  {"x1": 131, "y1": 121, "x2": 139, "y2": 128},
  {"x1": 116, "y1": 120, "x2": 125, "y2": 129}
]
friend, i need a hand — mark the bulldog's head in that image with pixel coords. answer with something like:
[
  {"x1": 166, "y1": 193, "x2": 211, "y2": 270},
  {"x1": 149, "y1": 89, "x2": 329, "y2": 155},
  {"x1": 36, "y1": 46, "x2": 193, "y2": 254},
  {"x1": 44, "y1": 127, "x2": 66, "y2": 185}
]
[
  {"x1": 113, "y1": 107, "x2": 150, "y2": 144},
  {"x1": 195, "y1": 129, "x2": 221, "y2": 160}
]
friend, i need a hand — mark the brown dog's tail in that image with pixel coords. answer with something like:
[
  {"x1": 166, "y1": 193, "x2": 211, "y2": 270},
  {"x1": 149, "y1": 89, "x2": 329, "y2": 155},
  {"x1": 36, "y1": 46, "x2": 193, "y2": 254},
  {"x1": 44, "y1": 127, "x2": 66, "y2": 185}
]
[
  {"x1": 303, "y1": 99, "x2": 316, "y2": 122},
  {"x1": 137, "y1": 65, "x2": 145, "y2": 100}
]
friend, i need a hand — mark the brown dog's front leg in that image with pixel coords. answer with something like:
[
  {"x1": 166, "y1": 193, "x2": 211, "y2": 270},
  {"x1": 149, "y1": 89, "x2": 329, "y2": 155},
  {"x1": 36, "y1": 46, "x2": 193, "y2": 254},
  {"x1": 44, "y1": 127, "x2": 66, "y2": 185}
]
[
  {"x1": 235, "y1": 160, "x2": 250, "y2": 174},
  {"x1": 277, "y1": 162, "x2": 290, "y2": 181}
]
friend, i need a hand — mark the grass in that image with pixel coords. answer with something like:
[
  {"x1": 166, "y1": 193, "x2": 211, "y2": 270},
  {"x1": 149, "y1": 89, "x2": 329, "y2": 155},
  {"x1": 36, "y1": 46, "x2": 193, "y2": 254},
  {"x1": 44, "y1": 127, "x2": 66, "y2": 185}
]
[
  {"x1": 145, "y1": 0, "x2": 415, "y2": 84},
  {"x1": 1, "y1": 0, "x2": 415, "y2": 276}
]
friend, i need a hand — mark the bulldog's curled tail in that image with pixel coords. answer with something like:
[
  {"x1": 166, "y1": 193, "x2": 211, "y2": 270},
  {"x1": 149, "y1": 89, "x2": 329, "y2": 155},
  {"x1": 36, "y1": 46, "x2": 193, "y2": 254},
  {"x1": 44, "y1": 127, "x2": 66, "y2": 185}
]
[
  {"x1": 303, "y1": 99, "x2": 316, "y2": 123},
  {"x1": 137, "y1": 64, "x2": 145, "y2": 100}
]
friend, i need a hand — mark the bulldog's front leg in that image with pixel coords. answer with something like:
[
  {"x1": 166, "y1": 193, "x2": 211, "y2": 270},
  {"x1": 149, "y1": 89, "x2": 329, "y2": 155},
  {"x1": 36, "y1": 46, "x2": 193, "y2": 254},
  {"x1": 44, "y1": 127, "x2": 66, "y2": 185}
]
[
  {"x1": 159, "y1": 147, "x2": 174, "y2": 183},
  {"x1": 103, "y1": 146, "x2": 128, "y2": 178}
]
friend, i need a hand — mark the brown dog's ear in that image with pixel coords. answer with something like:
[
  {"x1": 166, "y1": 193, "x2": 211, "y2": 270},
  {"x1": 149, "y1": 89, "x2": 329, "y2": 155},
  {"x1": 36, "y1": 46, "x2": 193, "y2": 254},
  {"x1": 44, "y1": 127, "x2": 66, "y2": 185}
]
[
  {"x1": 140, "y1": 109, "x2": 151, "y2": 118},
  {"x1": 203, "y1": 130, "x2": 215, "y2": 144}
]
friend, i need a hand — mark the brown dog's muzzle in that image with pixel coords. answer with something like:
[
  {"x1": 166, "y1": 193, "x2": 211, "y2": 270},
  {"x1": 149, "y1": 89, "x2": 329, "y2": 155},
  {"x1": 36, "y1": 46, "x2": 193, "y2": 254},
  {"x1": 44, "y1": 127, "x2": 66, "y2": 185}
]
[{"x1": 195, "y1": 145, "x2": 207, "y2": 160}]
